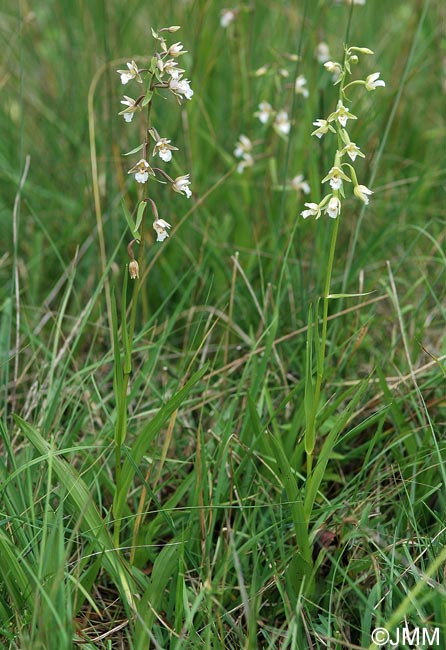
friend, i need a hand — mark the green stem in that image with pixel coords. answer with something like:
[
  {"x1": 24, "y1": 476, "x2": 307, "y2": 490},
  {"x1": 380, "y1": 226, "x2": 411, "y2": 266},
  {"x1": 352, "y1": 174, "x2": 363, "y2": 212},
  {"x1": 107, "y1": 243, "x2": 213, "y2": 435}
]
[
  {"x1": 306, "y1": 215, "x2": 339, "y2": 475},
  {"x1": 113, "y1": 77, "x2": 153, "y2": 549},
  {"x1": 113, "y1": 215, "x2": 145, "y2": 548},
  {"x1": 306, "y1": 45, "x2": 350, "y2": 473}
]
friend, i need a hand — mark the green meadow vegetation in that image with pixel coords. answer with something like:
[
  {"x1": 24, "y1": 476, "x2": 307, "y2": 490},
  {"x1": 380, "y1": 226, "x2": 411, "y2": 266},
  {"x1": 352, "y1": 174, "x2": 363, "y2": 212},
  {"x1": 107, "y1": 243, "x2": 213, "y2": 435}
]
[{"x1": 1, "y1": 0, "x2": 445, "y2": 648}]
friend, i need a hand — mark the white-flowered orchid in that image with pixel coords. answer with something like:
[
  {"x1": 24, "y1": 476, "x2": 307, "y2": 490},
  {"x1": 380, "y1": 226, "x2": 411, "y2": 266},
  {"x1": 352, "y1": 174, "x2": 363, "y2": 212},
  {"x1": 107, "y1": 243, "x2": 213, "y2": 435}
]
[
  {"x1": 128, "y1": 159, "x2": 153, "y2": 184},
  {"x1": 334, "y1": 0, "x2": 366, "y2": 5},
  {"x1": 157, "y1": 58, "x2": 185, "y2": 79},
  {"x1": 322, "y1": 166, "x2": 351, "y2": 190},
  {"x1": 169, "y1": 76, "x2": 194, "y2": 100},
  {"x1": 311, "y1": 119, "x2": 335, "y2": 139},
  {"x1": 290, "y1": 175, "x2": 310, "y2": 194},
  {"x1": 254, "y1": 101, "x2": 274, "y2": 124},
  {"x1": 234, "y1": 135, "x2": 253, "y2": 158},
  {"x1": 325, "y1": 196, "x2": 341, "y2": 219},
  {"x1": 162, "y1": 41, "x2": 187, "y2": 57},
  {"x1": 365, "y1": 72, "x2": 386, "y2": 91},
  {"x1": 316, "y1": 42, "x2": 331, "y2": 64},
  {"x1": 220, "y1": 9, "x2": 236, "y2": 28},
  {"x1": 117, "y1": 60, "x2": 143, "y2": 85},
  {"x1": 119, "y1": 96, "x2": 142, "y2": 122},
  {"x1": 340, "y1": 142, "x2": 365, "y2": 162},
  {"x1": 172, "y1": 174, "x2": 192, "y2": 197},
  {"x1": 153, "y1": 219, "x2": 171, "y2": 242},
  {"x1": 324, "y1": 60, "x2": 342, "y2": 81},
  {"x1": 295, "y1": 75, "x2": 309, "y2": 98},
  {"x1": 328, "y1": 101, "x2": 357, "y2": 128},
  {"x1": 237, "y1": 155, "x2": 254, "y2": 174},
  {"x1": 273, "y1": 110, "x2": 291, "y2": 136},
  {"x1": 153, "y1": 138, "x2": 178, "y2": 162},
  {"x1": 354, "y1": 184, "x2": 373, "y2": 204},
  {"x1": 301, "y1": 202, "x2": 321, "y2": 219}
]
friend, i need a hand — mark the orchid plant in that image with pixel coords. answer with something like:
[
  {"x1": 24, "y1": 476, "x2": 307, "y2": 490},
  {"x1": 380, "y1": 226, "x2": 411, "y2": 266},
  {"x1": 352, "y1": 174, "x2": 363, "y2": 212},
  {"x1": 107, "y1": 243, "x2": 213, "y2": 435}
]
[
  {"x1": 301, "y1": 44, "x2": 385, "y2": 471},
  {"x1": 112, "y1": 25, "x2": 194, "y2": 548}
]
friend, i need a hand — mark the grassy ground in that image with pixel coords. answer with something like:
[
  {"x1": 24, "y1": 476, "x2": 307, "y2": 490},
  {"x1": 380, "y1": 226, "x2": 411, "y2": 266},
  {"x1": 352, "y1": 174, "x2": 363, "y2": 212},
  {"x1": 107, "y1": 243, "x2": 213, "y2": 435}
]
[{"x1": 1, "y1": 0, "x2": 445, "y2": 648}]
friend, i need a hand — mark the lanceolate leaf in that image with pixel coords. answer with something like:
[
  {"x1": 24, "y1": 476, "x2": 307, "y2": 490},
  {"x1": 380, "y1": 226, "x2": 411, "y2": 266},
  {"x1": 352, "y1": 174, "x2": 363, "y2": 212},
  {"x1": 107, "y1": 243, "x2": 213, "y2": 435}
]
[
  {"x1": 121, "y1": 199, "x2": 140, "y2": 239},
  {"x1": 113, "y1": 365, "x2": 208, "y2": 522},
  {"x1": 12, "y1": 415, "x2": 138, "y2": 613}
]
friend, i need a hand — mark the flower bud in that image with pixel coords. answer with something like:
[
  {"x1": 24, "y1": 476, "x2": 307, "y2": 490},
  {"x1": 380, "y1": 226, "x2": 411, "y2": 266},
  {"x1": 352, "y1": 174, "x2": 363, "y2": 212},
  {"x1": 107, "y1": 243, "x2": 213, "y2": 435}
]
[
  {"x1": 129, "y1": 260, "x2": 139, "y2": 280},
  {"x1": 350, "y1": 54, "x2": 359, "y2": 64},
  {"x1": 254, "y1": 65, "x2": 268, "y2": 77},
  {"x1": 348, "y1": 46, "x2": 374, "y2": 55},
  {"x1": 168, "y1": 25, "x2": 181, "y2": 32},
  {"x1": 354, "y1": 184, "x2": 373, "y2": 205}
]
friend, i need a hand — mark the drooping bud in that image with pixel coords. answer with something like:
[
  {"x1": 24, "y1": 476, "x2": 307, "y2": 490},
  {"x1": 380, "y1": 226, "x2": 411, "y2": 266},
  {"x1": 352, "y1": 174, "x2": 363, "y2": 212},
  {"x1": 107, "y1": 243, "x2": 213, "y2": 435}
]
[{"x1": 129, "y1": 260, "x2": 139, "y2": 280}]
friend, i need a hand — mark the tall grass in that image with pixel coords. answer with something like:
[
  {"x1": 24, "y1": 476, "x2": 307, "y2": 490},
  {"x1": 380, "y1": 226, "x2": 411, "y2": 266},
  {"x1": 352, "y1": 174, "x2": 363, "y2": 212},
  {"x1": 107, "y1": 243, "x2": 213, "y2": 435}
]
[{"x1": 1, "y1": 0, "x2": 445, "y2": 648}]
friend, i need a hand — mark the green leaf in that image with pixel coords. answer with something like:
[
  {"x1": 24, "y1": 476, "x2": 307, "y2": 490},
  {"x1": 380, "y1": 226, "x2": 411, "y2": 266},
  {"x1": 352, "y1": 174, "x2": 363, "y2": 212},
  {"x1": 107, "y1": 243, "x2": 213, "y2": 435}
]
[
  {"x1": 304, "y1": 303, "x2": 315, "y2": 456},
  {"x1": 121, "y1": 199, "x2": 139, "y2": 239},
  {"x1": 304, "y1": 378, "x2": 370, "y2": 519},
  {"x1": 267, "y1": 431, "x2": 313, "y2": 595},
  {"x1": 149, "y1": 56, "x2": 157, "y2": 74},
  {"x1": 122, "y1": 143, "x2": 144, "y2": 156},
  {"x1": 135, "y1": 543, "x2": 181, "y2": 647},
  {"x1": 12, "y1": 415, "x2": 138, "y2": 613},
  {"x1": 135, "y1": 200, "x2": 147, "y2": 233},
  {"x1": 113, "y1": 366, "x2": 208, "y2": 522},
  {"x1": 0, "y1": 530, "x2": 33, "y2": 610},
  {"x1": 141, "y1": 89, "x2": 153, "y2": 107},
  {"x1": 121, "y1": 270, "x2": 131, "y2": 376},
  {"x1": 111, "y1": 290, "x2": 123, "y2": 401},
  {"x1": 327, "y1": 291, "x2": 374, "y2": 299}
]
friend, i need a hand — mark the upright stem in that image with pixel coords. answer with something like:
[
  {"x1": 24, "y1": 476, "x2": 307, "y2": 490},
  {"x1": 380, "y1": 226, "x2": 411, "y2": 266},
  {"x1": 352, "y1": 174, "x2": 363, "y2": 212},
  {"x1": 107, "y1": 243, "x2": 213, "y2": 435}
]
[
  {"x1": 112, "y1": 65, "x2": 157, "y2": 549},
  {"x1": 306, "y1": 215, "x2": 339, "y2": 476},
  {"x1": 306, "y1": 46, "x2": 350, "y2": 474}
]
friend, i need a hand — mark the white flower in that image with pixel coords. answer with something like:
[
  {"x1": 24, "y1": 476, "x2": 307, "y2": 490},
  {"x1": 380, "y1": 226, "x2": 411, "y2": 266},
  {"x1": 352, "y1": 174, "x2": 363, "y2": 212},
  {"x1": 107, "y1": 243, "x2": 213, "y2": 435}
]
[
  {"x1": 354, "y1": 184, "x2": 373, "y2": 204},
  {"x1": 311, "y1": 119, "x2": 334, "y2": 139},
  {"x1": 153, "y1": 219, "x2": 171, "y2": 242},
  {"x1": 157, "y1": 58, "x2": 185, "y2": 79},
  {"x1": 220, "y1": 9, "x2": 236, "y2": 28},
  {"x1": 322, "y1": 166, "x2": 351, "y2": 190},
  {"x1": 119, "y1": 96, "x2": 142, "y2": 122},
  {"x1": 324, "y1": 60, "x2": 342, "y2": 81},
  {"x1": 340, "y1": 142, "x2": 365, "y2": 162},
  {"x1": 365, "y1": 72, "x2": 386, "y2": 91},
  {"x1": 274, "y1": 110, "x2": 291, "y2": 136},
  {"x1": 237, "y1": 155, "x2": 254, "y2": 174},
  {"x1": 290, "y1": 174, "x2": 310, "y2": 194},
  {"x1": 117, "y1": 60, "x2": 143, "y2": 85},
  {"x1": 328, "y1": 101, "x2": 357, "y2": 128},
  {"x1": 153, "y1": 138, "x2": 178, "y2": 162},
  {"x1": 128, "y1": 159, "x2": 152, "y2": 184},
  {"x1": 169, "y1": 76, "x2": 194, "y2": 100},
  {"x1": 172, "y1": 174, "x2": 192, "y2": 197},
  {"x1": 162, "y1": 41, "x2": 187, "y2": 57},
  {"x1": 316, "y1": 42, "x2": 331, "y2": 64},
  {"x1": 295, "y1": 75, "x2": 309, "y2": 98},
  {"x1": 325, "y1": 196, "x2": 341, "y2": 219},
  {"x1": 234, "y1": 135, "x2": 253, "y2": 158},
  {"x1": 301, "y1": 202, "x2": 321, "y2": 219},
  {"x1": 254, "y1": 101, "x2": 274, "y2": 124}
]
